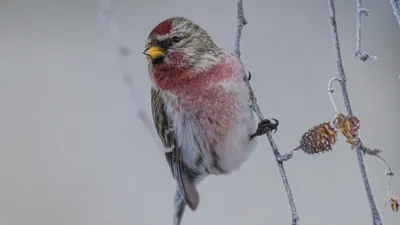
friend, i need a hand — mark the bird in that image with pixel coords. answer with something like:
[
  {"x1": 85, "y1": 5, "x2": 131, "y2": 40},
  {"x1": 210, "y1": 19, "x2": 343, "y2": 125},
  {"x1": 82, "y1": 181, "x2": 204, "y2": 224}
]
[{"x1": 143, "y1": 16, "x2": 278, "y2": 225}]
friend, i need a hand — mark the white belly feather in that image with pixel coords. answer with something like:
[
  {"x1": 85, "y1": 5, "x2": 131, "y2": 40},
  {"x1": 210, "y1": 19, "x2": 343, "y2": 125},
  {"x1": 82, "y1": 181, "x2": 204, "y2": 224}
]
[{"x1": 164, "y1": 77, "x2": 258, "y2": 175}]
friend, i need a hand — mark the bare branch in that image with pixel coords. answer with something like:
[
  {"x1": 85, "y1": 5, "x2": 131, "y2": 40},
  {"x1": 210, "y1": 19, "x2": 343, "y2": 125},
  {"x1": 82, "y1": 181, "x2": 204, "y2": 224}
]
[
  {"x1": 327, "y1": 0, "x2": 383, "y2": 224},
  {"x1": 354, "y1": 0, "x2": 377, "y2": 61},
  {"x1": 356, "y1": 138, "x2": 394, "y2": 177},
  {"x1": 98, "y1": 0, "x2": 164, "y2": 151},
  {"x1": 234, "y1": 1, "x2": 299, "y2": 224},
  {"x1": 391, "y1": 0, "x2": 400, "y2": 28}
]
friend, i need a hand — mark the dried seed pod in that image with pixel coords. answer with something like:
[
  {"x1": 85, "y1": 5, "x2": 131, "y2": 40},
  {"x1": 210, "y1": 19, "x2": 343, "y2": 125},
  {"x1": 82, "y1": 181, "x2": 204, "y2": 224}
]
[
  {"x1": 334, "y1": 113, "x2": 360, "y2": 149},
  {"x1": 390, "y1": 194, "x2": 399, "y2": 212},
  {"x1": 299, "y1": 122, "x2": 338, "y2": 154},
  {"x1": 345, "y1": 139, "x2": 358, "y2": 150}
]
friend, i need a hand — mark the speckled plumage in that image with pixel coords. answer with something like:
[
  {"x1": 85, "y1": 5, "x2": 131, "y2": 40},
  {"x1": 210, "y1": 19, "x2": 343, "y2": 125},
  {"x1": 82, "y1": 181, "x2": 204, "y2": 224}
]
[{"x1": 145, "y1": 17, "x2": 258, "y2": 225}]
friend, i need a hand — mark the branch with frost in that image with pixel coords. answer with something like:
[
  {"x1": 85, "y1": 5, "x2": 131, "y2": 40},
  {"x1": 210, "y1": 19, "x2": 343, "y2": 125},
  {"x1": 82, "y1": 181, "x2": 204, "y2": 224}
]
[
  {"x1": 356, "y1": 138, "x2": 400, "y2": 215},
  {"x1": 354, "y1": 0, "x2": 376, "y2": 61},
  {"x1": 327, "y1": 0, "x2": 392, "y2": 224},
  {"x1": 274, "y1": 0, "x2": 400, "y2": 221},
  {"x1": 233, "y1": 1, "x2": 299, "y2": 225},
  {"x1": 279, "y1": 0, "x2": 400, "y2": 221},
  {"x1": 328, "y1": 77, "x2": 341, "y2": 113},
  {"x1": 98, "y1": 0, "x2": 164, "y2": 151},
  {"x1": 391, "y1": 0, "x2": 400, "y2": 28}
]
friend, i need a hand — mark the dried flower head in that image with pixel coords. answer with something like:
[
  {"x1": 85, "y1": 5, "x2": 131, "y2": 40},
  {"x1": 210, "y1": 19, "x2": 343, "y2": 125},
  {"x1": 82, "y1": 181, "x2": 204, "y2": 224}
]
[
  {"x1": 299, "y1": 122, "x2": 338, "y2": 154},
  {"x1": 390, "y1": 194, "x2": 399, "y2": 212},
  {"x1": 333, "y1": 113, "x2": 360, "y2": 149}
]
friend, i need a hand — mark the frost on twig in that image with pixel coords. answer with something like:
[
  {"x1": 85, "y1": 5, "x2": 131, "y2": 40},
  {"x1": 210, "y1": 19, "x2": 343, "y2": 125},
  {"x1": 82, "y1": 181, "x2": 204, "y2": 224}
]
[
  {"x1": 354, "y1": 0, "x2": 377, "y2": 61},
  {"x1": 327, "y1": 77, "x2": 341, "y2": 113},
  {"x1": 391, "y1": 0, "x2": 400, "y2": 28},
  {"x1": 327, "y1": 0, "x2": 392, "y2": 224},
  {"x1": 328, "y1": 79, "x2": 394, "y2": 177},
  {"x1": 277, "y1": 147, "x2": 300, "y2": 162},
  {"x1": 98, "y1": 0, "x2": 164, "y2": 151},
  {"x1": 329, "y1": 81, "x2": 398, "y2": 217},
  {"x1": 233, "y1": 1, "x2": 299, "y2": 224}
]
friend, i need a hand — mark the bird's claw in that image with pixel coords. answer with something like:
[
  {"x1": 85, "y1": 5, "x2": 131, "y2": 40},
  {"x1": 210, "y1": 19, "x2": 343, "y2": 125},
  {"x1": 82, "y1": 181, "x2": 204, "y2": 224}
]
[
  {"x1": 244, "y1": 71, "x2": 252, "y2": 82},
  {"x1": 250, "y1": 118, "x2": 279, "y2": 140},
  {"x1": 247, "y1": 71, "x2": 252, "y2": 81},
  {"x1": 259, "y1": 118, "x2": 279, "y2": 134}
]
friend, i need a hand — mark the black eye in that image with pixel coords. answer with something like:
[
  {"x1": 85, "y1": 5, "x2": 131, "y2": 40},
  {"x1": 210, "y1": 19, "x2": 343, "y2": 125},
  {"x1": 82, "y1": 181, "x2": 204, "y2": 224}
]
[{"x1": 171, "y1": 36, "x2": 181, "y2": 43}]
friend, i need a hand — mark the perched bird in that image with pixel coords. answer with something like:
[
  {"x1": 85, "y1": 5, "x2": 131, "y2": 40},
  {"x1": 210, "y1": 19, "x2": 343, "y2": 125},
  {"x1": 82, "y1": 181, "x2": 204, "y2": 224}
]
[{"x1": 143, "y1": 17, "x2": 278, "y2": 225}]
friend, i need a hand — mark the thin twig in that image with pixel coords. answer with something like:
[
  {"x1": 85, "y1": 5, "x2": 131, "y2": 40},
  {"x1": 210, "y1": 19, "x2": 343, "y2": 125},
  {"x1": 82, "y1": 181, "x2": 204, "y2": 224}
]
[
  {"x1": 375, "y1": 155, "x2": 394, "y2": 177},
  {"x1": 354, "y1": 0, "x2": 376, "y2": 61},
  {"x1": 234, "y1": 1, "x2": 299, "y2": 224},
  {"x1": 376, "y1": 150, "x2": 396, "y2": 215},
  {"x1": 356, "y1": 138, "x2": 394, "y2": 176},
  {"x1": 98, "y1": 0, "x2": 164, "y2": 151},
  {"x1": 327, "y1": 1, "x2": 383, "y2": 224},
  {"x1": 381, "y1": 175, "x2": 393, "y2": 215},
  {"x1": 327, "y1": 77, "x2": 341, "y2": 114},
  {"x1": 390, "y1": 0, "x2": 400, "y2": 28},
  {"x1": 277, "y1": 146, "x2": 301, "y2": 162}
]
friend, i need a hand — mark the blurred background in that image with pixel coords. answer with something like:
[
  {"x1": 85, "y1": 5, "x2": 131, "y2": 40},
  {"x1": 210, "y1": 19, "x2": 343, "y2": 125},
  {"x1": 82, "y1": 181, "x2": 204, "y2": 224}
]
[{"x1": 0, "y1": 0, "x2": 399, "y2": 225}]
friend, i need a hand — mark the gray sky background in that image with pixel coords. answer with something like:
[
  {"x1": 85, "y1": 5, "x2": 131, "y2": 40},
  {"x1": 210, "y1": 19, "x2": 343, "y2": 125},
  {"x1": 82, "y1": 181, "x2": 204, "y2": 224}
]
[{"x1": 0, "y1": 0, "x2": 399, "y2": 225}]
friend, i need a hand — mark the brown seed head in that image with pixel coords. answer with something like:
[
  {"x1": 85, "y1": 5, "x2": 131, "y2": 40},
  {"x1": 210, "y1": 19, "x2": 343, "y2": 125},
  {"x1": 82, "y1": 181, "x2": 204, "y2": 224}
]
[
  {"x1": 333, "y1": 113, "x2": 360, "y2": 149},
  {"x1": 299, "y1": 122, "x2": 338, "y2": 155},
  {"x1": 390, "y1": 194, "x2": 399, "y2": 212}
]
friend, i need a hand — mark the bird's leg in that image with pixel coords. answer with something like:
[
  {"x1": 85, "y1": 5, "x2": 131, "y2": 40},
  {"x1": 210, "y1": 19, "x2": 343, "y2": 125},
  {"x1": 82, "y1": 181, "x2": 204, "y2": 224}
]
[{"x1": 250, "y1": 118, "x2": 279, "y2": 140}]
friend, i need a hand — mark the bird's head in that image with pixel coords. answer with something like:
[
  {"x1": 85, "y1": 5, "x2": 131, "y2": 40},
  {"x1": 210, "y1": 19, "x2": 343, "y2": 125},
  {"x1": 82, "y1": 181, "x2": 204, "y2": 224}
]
[{"x1": 143, "y1": 17, "x2": 222, "y2": 77}]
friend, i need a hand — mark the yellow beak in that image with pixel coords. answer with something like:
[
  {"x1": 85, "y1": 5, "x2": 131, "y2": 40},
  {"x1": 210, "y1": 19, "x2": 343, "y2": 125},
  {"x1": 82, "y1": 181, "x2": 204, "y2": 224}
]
[{"x1": 143, "y1": 45, "x2": 165, "y2": 60}]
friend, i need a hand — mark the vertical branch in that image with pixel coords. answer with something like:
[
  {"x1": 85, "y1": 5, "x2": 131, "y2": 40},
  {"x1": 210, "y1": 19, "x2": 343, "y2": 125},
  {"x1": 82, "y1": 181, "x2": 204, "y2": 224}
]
[
  {"x1": 327, "y1": 1, "x2": 382, "y2": 224},
  {"x1": 233, "y1": 1, "x2": 299, "y2": 224},
  {"x1": 355, "y1": 0, "x2": 376, "y2": 61},
  {"x1": 390, "y1": 0, "x2": 400, "y2": 28},
  {"x1": 98, "y1": 0, "x2": 164, "y2": 151},
  {"x1": 233, "y1": 0, "x2": 247, "y2": 60}
]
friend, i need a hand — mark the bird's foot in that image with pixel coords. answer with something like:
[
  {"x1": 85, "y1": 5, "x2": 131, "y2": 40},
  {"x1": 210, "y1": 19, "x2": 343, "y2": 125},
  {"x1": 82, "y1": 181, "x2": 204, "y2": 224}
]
[{"x1": 250, "y1": 118, "x2": 279, "y2": 140}]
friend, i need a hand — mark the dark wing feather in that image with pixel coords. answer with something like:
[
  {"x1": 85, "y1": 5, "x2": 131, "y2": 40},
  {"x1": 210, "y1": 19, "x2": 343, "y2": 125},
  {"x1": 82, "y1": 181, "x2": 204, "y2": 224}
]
[
  {"x1": 150, "y1": 88, "x2": 200, "y2": 211},
  {"x1": 150, "y1": 88, "x2": 175, "y2": 176}
]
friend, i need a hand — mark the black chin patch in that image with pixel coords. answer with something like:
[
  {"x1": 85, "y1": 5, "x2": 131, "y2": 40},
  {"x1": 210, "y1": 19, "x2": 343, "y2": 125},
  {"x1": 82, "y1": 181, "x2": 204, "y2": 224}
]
[{"x1": 152, "y1": 55, "x2": 165, "y2": 65}]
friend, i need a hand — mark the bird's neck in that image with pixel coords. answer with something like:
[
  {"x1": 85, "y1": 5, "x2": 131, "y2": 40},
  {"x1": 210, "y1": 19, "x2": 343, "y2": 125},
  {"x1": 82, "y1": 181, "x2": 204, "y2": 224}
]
[{"x1": 151, "y1": 64, "x2": 200, "y2": 91}]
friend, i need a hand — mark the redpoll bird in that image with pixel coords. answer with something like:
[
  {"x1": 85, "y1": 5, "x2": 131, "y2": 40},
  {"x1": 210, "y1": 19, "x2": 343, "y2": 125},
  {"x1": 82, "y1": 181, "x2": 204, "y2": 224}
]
[{"x1": 143, "y1": 17, "x2": 278, "y2": 225}]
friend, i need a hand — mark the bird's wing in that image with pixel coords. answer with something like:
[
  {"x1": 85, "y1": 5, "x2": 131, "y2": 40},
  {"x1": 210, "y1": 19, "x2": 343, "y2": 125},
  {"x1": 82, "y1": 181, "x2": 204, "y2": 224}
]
[{"x1": 150, "y1": 88, "x2": 200, "y2": 211}]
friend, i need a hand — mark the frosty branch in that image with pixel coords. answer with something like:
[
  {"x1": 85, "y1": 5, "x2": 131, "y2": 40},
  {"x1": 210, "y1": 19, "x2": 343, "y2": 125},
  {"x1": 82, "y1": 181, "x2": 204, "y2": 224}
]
[
  {"x1": 391, "y1": 0, "x2": 400, "y2": 28},
  {"x1": 233, "y1": 1, "x2": 299, "y2": 225},
  {"x1": 236, "y1": 0, "x2": 398, "y2": 224},
  {"x1": 327, "y1": 0, "x2": 394, "y2": 224},
  {"x1": 354, "y1": 0, "x2": 376, "y2": 61}
]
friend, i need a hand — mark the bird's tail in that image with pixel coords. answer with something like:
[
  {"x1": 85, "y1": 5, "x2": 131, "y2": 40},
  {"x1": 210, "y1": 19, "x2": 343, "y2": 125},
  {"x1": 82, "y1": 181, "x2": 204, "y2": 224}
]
[{"x1": 173, "y1": 189, "x2": 186, "y2": 225}]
